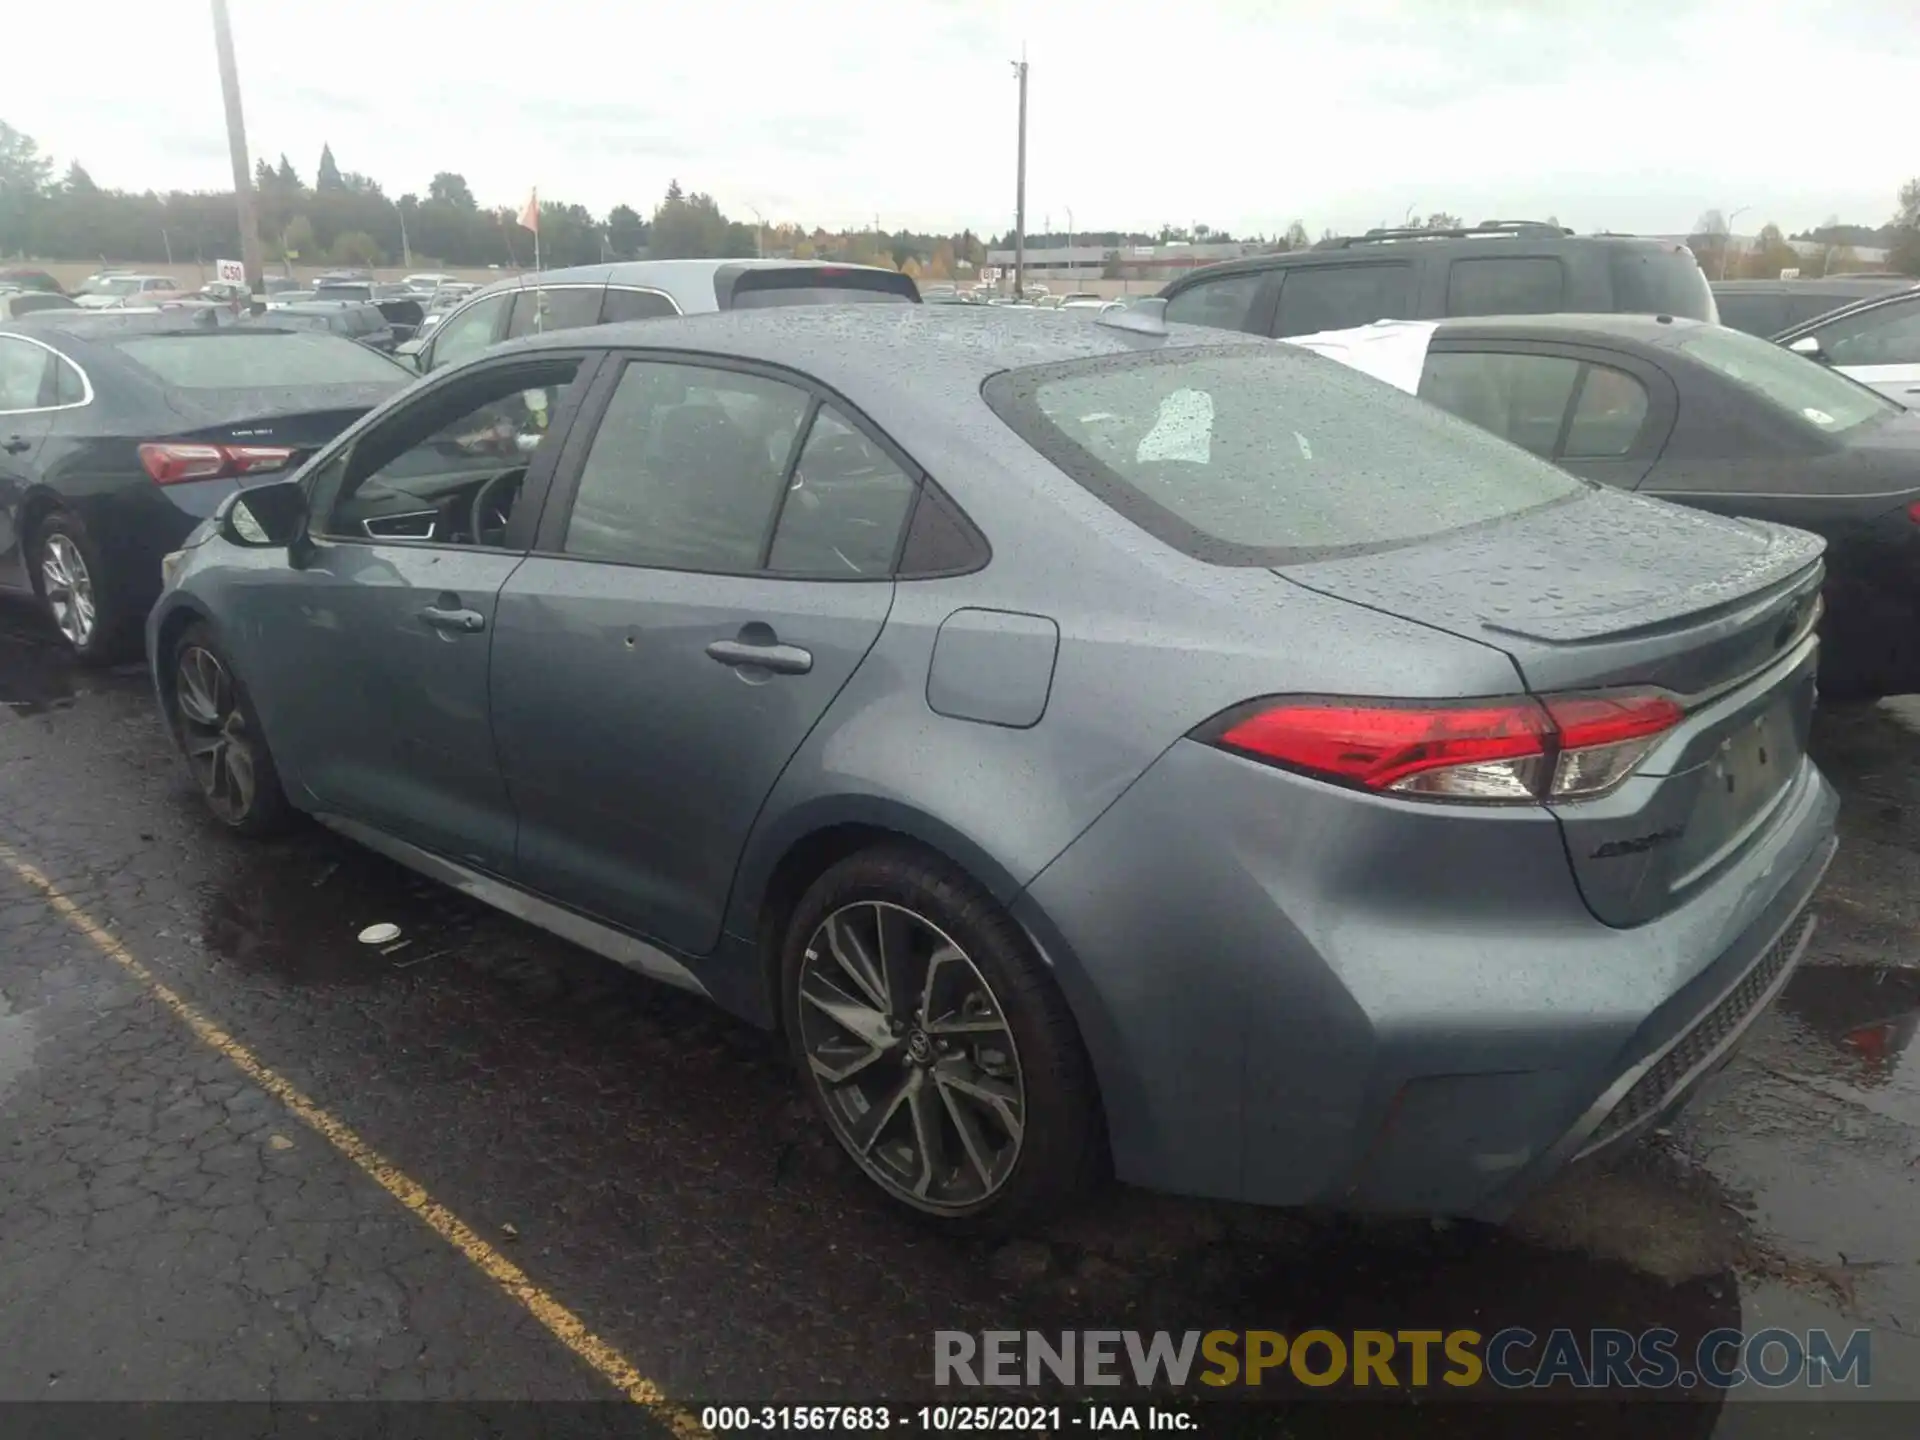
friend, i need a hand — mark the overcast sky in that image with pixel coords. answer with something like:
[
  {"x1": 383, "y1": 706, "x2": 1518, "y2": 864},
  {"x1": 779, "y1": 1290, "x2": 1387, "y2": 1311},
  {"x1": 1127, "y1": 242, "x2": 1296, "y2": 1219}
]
[{"x1": 8, "y1": 0, "x2": 1917, "y2": 238}]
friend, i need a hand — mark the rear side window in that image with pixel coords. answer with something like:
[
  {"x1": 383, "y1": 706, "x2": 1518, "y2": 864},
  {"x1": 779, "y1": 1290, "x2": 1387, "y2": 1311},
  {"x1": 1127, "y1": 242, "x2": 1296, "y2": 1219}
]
[
  {"x1": 723, "y1": 268, "x2": 919, "y2": 310},
  {"x1": 0, "y1": 336, "x2": 52, "y2": 410},
  {"x1": 984, "y1": 345, "x2": 1582, "y2": 565},
  {"x1": 1445, "y1": 258, "x2": 1565, "y2": 317},
  {"x1": 599, "y1": 288, "x2": 679, "y2": 324},
  {"x1": 1272, "y1": 265, "x2": 1412, "y2": 338},
  {"x1": 1164, "y1": 273, "x2": 1266, "y2": 333},
  {"x1": 113, "y1": 332, "x2": 408, "y2": 387},
  {"x1": 1418, "y1": 352, "x2": 1581, "y2": 456},
  {"x1": 506, "y1": 286, "x2": 605, "y2": 339},
  {"x1": 1610, "y1": 247, "x2": 1715, "y2": 322},
  {"x1": 10, "y1": 294, "x2": 73, "y2": 317}
]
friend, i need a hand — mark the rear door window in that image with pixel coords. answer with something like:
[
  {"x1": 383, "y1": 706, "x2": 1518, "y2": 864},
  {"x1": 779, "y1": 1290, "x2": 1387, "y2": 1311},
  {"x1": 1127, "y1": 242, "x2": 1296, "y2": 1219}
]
[
  {"x1": 0, "y1": 336, "x2": 52, "y2": 410},
  {"x1": 1417, "y1": 351, "x2": 1582, "y2": 455},
  {"x1": 767, "y1": 406, "x2": 919, "y2": 577},
  {"x1": 1563, "y1": 365, "x2": 1652, "y2": 458},
  {"x1": 1164, "y1": 272, "x2": 1266, "y2": 333},
  {"x1": 1271, "y1": 264, "x2": 1412, "y2": 338},
  {"x1": 983, "y1": 344, "x2": 1582, "y2": 565},
  {"x1": 561, "y1": 361, "x2": 814, "y2": 572},
  {"x1": 1445, "y1": 257, "x2": 1566, "y2": 317},
  {"x1": 506, "y1": 286, "x2": 606, "y2": 340}
]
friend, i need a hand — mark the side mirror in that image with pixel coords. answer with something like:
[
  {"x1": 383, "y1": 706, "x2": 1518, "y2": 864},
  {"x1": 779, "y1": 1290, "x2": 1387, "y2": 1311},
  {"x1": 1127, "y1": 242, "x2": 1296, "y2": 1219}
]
[
  {"x1": 1788, "y1": 334, "x2": 1828, "y2": 363},
  {"x1": 219, "y1": 479, "x2": 307, "y2": 548},
  {"x1": 394, "y1": 338, "x2": 428, "y2": 373}
]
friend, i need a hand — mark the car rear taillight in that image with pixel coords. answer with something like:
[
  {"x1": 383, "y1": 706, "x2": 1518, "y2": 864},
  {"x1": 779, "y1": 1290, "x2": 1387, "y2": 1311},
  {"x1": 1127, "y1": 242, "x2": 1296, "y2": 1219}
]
[
  {"x1": 138, "y1": 442, "x2": 295, "y2": 486},
  {"x1": 1199, "y1": 691, "x2": 1683, "y2": 804},
  {"x1": 1908, "y1": 500, "x2": 1920, "y2": 524}
]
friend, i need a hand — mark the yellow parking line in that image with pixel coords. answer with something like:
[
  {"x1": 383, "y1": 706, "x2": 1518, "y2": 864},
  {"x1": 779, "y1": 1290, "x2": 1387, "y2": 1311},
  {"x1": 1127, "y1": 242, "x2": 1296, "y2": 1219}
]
[{"x1": 0, "y1": 844, "x2": 705, "y2": 1438}]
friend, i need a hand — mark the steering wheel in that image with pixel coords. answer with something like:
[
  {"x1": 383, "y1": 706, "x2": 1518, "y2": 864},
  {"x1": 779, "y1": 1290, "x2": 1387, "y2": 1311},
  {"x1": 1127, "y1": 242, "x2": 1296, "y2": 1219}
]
[{"x1": 467, "y1": 467, "x2": 525, "y2": 547}]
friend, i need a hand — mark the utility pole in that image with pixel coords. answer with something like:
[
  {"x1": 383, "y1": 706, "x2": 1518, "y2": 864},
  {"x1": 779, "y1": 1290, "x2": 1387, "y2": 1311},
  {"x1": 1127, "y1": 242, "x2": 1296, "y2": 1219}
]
[
  {"x1": 209, "y1": 0, "x2": 265, "y2": 296},
  {"x1": 1011, "y1": 55, "x2": 1028, "y2": 300}
]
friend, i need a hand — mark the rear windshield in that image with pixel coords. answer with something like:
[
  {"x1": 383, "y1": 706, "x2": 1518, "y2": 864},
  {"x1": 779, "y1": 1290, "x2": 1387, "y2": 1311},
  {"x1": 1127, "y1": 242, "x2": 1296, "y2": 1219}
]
[
  {"x1": 1678, "y1": 327, "x2": 1899, "y2": 437},
  {"x1": 724, "y1": 268, "x2": 920, "y2": 310},
  {"x1": 113, "y1": 332, "x2": 407, "y2": 388},
  {"x1": 983, "y1": 344, "x2": 1584, "y2": 565},
  {"x1": 1611, "y1": 246, "x2": 1716, "y2": 322}
]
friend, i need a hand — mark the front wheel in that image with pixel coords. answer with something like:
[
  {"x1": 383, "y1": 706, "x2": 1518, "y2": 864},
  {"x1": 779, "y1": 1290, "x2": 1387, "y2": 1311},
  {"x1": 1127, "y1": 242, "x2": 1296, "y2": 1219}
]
[
  {"x1": 169, "y1": 622, "x2": 294, "y2": 836},
  {"x1": 781, "y1": 846, "x2": 1103, "y2": 1233}
]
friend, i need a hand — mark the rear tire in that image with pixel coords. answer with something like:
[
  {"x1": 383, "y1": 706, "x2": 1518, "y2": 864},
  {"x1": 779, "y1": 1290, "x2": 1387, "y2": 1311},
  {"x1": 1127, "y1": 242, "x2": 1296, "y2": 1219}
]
[
  {"x1": 30, "y1": 511, "x2": 135, "y2": 666},
  {"x1": 780, "y1": 845, "x2": 1103, "y2": 1234},
  {"x1": 168, "y1": 621, "x2": 294, "y2": 837}
]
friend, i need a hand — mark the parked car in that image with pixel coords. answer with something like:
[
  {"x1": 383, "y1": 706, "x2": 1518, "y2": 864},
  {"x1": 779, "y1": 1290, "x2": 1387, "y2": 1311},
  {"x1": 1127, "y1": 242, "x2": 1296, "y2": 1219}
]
[
  {"x1": 261, "y1": 275, "x2": 304, "y2": 297},
  {"x1": 0, "y1": 268, "x2": 66, "y2": 296},
  {"x1": 401, "y1": 272, "x2": 461, "y2": 294},
  {"x1": 311, "y1": 281, "x2": 375, "y2": 303},
  {"x1": 1771, "y1": 286, "x2": 1920, "y2": 405},
  {"x1": 1286, "y1": 314, "x2": 1920, "y2": 698},
  {"x1": 1710, "y1": 278, "x2": 1916, "y2": 339},
  {"x1": 149, "y1": 304, "x2": 1835, "y2": 1230},
  {"x1": 241, "y1": 301, "x2": 401, "y2": 352},
  {"x1": 0, "y1": 311, "x2": 411, "y2": 662},
  {"x1": 74, "y1": 275, "x2": 185, "y2": 310},
  {"x1": 196, "y1": 280, "x2": 253, "y2": 307},
  {"x1": 0, "y1": 292, "x2": 79, "y2": 321},
  {"x1": 1161, "y1": 222, "x2": 1717, "y2": 337},
  {"x1": 405, "y1": 258, "x2": 921, "y2": 373}
]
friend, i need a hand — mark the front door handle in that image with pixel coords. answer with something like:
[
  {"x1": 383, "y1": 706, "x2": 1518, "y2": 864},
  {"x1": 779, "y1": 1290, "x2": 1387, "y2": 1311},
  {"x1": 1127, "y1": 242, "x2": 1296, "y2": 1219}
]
[
  {"x1": 1, "y1": 437, "x2": 29, "y2": 456},
  {"x1": 705, "y1": 638, "x2": 813, "y2": 675},
  {"x1": 420, "y1": 605, "x2": 486, "y2": 634}
]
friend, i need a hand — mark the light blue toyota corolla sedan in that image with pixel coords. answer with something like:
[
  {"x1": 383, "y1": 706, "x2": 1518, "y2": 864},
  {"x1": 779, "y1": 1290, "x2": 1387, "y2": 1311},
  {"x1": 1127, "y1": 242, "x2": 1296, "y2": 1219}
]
[{"x1": 149, "y1": 303, "x2": 1838, "y2": 1231}]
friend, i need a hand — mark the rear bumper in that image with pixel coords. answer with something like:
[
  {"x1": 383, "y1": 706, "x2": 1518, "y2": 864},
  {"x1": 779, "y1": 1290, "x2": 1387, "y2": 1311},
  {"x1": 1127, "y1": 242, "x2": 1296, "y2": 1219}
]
[{"x1": 1015, "y1": 736, "x2": 1839, "y2": 1216}]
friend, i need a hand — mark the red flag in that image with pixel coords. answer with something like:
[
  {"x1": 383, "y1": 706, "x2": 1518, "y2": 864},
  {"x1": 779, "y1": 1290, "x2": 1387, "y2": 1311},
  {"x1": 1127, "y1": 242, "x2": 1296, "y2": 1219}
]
[{"x1": 518, "y1": 189, "x2": 539, "y2": 233}]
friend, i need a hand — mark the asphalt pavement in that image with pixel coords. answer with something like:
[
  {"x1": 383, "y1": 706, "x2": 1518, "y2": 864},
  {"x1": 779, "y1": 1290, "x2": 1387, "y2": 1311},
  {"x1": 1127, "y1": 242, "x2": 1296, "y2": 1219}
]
[{"x1": 2, "y1": 597, "x2": 1919, "y2": 1435}]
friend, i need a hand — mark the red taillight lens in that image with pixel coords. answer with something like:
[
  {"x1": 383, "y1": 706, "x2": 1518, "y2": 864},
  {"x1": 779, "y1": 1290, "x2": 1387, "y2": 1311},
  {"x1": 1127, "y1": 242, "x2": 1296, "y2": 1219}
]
[
  {"x1": 1907, "y1": 500, "x2": 1920, "y2": 524},
  {"x1": 138, "y1": 441, "x2": 295, "y2": 486},
  {"x1": 1204, "y1": 690, "x2": 1683, "y2": 805}
]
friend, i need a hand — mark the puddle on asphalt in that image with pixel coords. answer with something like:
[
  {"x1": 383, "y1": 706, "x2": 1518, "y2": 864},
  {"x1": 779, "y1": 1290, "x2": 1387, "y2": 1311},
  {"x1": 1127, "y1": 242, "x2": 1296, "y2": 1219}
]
[
  {"x1": 1777, "y1": 964, "x2": 1920, "y2": 1103},
  {"x1": 197, "y1": 837, "x2": 484, "y2": 987}
]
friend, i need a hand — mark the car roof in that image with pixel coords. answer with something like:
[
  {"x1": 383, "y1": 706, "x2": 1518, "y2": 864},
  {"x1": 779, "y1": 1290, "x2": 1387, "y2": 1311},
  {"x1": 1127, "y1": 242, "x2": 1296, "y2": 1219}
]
[
  {"x1": 1164, "y1": 231, "x2": 1687, "y2": 290},
  {"x1": 1711, "y1": 278, "x2": 1916, "y2": 295},
  {"x1": 509, "y1": 303, "x2": 1263, "y2": 391},
  {"x1": 4, "y1": 310, "x2": 237, "y2": 340},
  {"x1": 466, "y1": 257, "x2": 908, "y2": 310}
]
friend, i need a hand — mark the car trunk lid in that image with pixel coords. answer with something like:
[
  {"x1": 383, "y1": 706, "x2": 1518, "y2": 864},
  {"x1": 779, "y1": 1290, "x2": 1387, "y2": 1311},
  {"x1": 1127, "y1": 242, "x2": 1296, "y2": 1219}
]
[{"x1": 1280, "y1": 486, "x2": 1826, "y2": 926}]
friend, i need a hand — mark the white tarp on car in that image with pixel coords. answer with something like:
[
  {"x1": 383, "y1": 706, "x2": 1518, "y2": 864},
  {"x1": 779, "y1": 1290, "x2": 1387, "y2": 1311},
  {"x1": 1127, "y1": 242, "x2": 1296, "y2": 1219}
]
[{"x1": 1282, "y1": 319, "x2": 1440, "y2": 396}]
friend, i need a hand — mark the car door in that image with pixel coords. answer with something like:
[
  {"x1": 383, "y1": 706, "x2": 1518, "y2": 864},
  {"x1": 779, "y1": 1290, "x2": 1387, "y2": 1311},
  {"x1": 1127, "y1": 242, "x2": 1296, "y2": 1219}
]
[
  {"x1": 0, "y1": 334, "x2": 72, "y2": 590},
  {"x1": 241, "y1": 349, "x2": 598, "y2": 872},
  {"x1": 1806, "y1": 293, "x2": 1920, "y2": 403},
  {"x1": 1418, "y1": 342, "x2": 1674, "y2": 490},
  {"x1": 490, "y1": 353, "x2": 919, "y2": 954}
]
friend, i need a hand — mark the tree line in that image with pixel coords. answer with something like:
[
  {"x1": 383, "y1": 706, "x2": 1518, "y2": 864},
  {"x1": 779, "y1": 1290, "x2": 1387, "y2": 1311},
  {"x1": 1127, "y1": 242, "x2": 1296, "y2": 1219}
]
[
  {"x1": 5, "y1": 120, "x2": 1918, "y2": 281},
  {"x1": 0, "y1": 124, "x2": 995, "y2": 278}
]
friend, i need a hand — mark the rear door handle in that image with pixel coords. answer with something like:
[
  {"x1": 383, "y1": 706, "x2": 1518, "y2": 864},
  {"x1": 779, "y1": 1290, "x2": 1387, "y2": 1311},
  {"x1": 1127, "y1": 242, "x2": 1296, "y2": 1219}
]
[
  {"x1": 420, "y1": 605, "x2": 486, "y2": 634},
  {"x1": 705, "y1": 638, "x2": 813, "y2": 675},
  {"x1": 1, "y1": 437, "x2": 29, "y2": 455}
]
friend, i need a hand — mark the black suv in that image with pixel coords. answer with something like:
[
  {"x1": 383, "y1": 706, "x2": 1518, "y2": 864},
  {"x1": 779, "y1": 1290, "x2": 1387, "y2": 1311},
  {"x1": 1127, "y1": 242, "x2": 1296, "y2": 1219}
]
[{"x1": 1159, "y1": 221, "x2": 1718, "y2": 337}]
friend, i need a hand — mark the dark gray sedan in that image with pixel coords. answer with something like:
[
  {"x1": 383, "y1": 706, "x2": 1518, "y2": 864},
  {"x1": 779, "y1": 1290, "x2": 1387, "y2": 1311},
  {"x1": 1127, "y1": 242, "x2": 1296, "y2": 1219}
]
[{"x1": 148, "y1": 306, "x2": 1837, "y2": 1230}]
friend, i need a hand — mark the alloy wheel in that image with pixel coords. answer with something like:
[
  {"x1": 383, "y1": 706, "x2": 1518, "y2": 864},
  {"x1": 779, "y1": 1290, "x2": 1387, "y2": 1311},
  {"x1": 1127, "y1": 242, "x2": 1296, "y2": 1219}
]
[
  {"x1": 41, "y1": 534, "x2": 96, "y2": 648},
  {"x1": 174, "y1": 646, "x2": 257, "y2": 823},
  {"x1": 796, "y1": 901, "x2": 1026, "y2": 1211}
]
